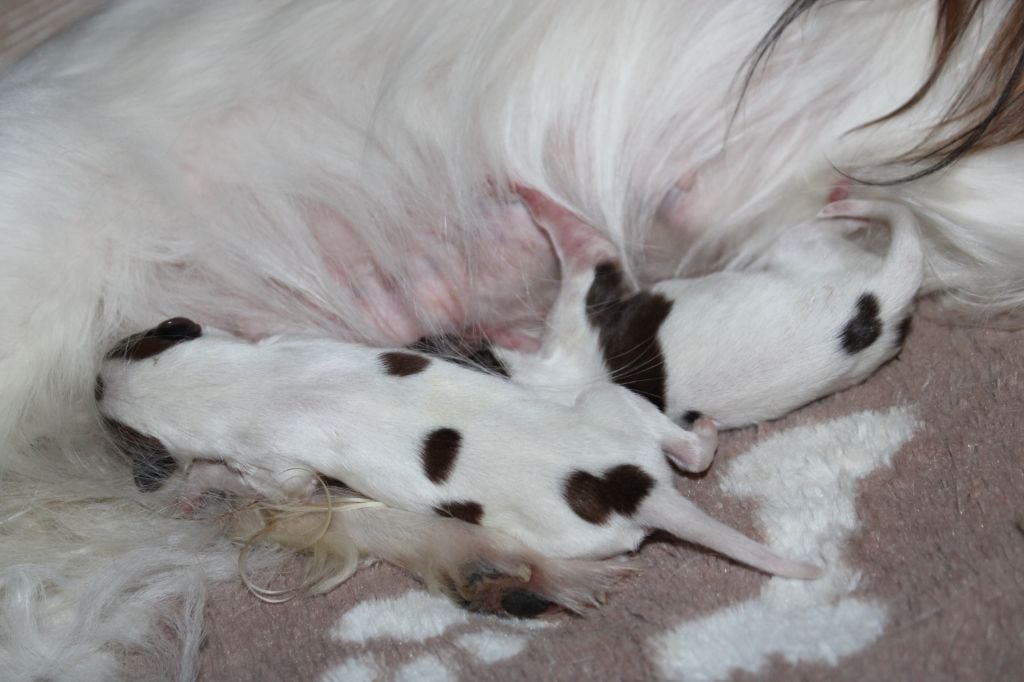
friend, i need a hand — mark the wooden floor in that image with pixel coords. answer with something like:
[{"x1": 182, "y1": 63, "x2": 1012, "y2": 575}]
[{"x1": 0, "y1": 0, "x2": 102, "y2": 69}]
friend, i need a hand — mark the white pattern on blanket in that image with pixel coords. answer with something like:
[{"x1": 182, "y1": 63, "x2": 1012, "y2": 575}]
[
  {"x1": 324, "y1": 589, "x2": 554, "y2": 680},
  {"x1": 649, "y1": 407, "x2": 918, "y2": 680}
]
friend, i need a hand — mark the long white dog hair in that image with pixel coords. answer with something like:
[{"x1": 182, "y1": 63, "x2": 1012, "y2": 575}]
[{"x1": 2, "y1": 0, "x2": 1023, "y2": 678}]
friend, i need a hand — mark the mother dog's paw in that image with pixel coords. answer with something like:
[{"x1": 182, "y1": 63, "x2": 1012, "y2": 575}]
[{"x1": 427, "y1": 553, "x2": 634, "y2": 618}]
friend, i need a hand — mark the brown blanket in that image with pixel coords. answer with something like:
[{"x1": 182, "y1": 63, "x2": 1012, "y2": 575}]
[{"x1": 199, "y1": 315, "x2": 1024, "y2": 681}]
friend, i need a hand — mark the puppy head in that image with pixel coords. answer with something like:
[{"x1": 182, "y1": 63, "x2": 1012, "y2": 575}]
[
  {"x1": 96, "y1": 320, "x2": 315, "y2": 499},
  {"x1": 97, "y1": 318, "x2": 243, "y2": 428},
  {"x1": 97, "y1": 318, "x2": 205, "y2": 491}
]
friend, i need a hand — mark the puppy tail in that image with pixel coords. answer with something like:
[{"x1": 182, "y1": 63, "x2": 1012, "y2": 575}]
[
  {"x1": 821, "y1": 199, "x2": 925, "y2": 309},
  {"x1": 642, "y1": 491, "x2": 822, "y2": 580}
]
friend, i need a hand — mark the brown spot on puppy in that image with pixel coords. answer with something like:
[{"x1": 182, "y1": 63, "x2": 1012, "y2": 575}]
[
  {"x1": 102, "y1": 417, "x2": 177, "y2": 492},
  {"x1": 421, "y1": 427, "x2": 462, "y2": 483},
  {"x1": 564, "y1": 470, "x2": 611, "y2": 524},
  {"x1": 433, "y1": 501, "x2": 484, "y2": 524},
  {"x1": 586, "y1": 262, "x2": 674, "y2": 411},
  {"x1": 840, "y1": 293, "x2": 883, "y2": 354},
  {"x1": 564, "y1": 464, "x2": 655, "y2": 525},
  {"x1": 380, "y1": 351, "x2": 431, "y2": 377},
  {"x1": 106, "y1": 317, "x2": 203, "y2": 361},
  {"x1": 602, "y1": 464, "x2": 656, "y2": 516},
  {"x1": 408, "y1": 335, "x2": 509, "y2": 377},
  {"x1": 585, "y1": 261, "x2": 630, "y2": 312}
]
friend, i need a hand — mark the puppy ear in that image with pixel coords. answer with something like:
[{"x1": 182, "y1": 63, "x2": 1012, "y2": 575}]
[
  {"x1": 106, "y1": 317, "x2": 203, "y2": 361},
  {"x1": 660, "y1": 417, "x2": 717, "y2": 473},
  {"x1": 102, "y1": 417, "x2": 178, "y2": 492},
  {"x1": 153, "y1": 317, "x2": 203, "y2": 338}
]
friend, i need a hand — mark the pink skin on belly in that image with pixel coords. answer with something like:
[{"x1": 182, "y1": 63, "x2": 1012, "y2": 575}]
[
  {"x1": 178, "y1": 110, "x2": 855, "y2": 347},
  {"x1": 177, "y1": 108, "x2": 560, "y2": 346},
  {"x1": 306, "y1": 197, "x2": 561, "y2": 347},
  {"x1": 261, "y1": 173, "x2": 844, "y2": 349}
]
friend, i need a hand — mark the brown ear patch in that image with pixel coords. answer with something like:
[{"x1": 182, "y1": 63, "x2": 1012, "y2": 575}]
[
  {"x1": 564, "y1": 464, "x2": 655, "y2": 525},
  {"x1": 380, "y1": 351, "x2": 431, "y2": 377},
  {"x1": 840, "y1": 293, "x2": 883, "y2": 354},
  {"x1": 585, "y1": 262, "x2": 674, "y2": 411},
  {"x1": 421, "y1": 427, "x2": 463, "y2": 484},
  {"x1": 433, "y1": 500, "x2": 484, "y2": 525},
  {"x1": 106, "y1": 317, "x2": 203, "y2": 361},
  {"x1": 102, "y1": 417, "x2": 178, "y2": 492}
]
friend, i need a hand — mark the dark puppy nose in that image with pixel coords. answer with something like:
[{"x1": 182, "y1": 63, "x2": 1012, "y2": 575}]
[{"x1": 106, "y1": 317, "x2": 203, "y2": 361}]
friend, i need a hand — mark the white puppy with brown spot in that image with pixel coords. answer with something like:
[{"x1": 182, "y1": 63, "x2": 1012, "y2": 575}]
[
  {"x1": 507, "y1": 192, "x2": 925, "y2": 429},
  {"x1": 96, "y1": 316, "x2": 820, "y2": 592}
]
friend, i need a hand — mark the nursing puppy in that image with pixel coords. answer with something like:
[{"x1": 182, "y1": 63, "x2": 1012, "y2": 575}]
[
  {"x1": 502, "y1": 192, "x2": 924, "y2": 428},
  {"x1": 3, "y1": 1, "x2": 1024, "y2": 678},
  {"x1": 95, "y1": 313, "x2": 818, "y2": 583},
  {"x1": 653, "y1": 199, "x2": 924, "y2": 427}
]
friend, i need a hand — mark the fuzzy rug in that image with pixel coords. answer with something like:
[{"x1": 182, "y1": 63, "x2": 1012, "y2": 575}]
[{"x1": 198, "y1": 314, "x2": 1024, "y2": 681}]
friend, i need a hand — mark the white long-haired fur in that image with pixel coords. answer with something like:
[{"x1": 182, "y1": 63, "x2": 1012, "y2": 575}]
[{"x1": 2, "y1": 1, "x2": 1023, "y2": 679}]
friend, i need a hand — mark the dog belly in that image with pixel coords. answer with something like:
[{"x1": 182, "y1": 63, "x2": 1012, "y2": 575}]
[{"x1": 308, "y1": 199, "x2": 562, "y2": 344}]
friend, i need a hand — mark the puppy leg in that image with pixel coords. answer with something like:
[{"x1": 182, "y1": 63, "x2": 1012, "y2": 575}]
[
  {"x1": 819, "y1": 199, "x2": 925, "y2": 309},
  {"x1": 515, "y1": 189, "x2": 718, "y2": 469},
  {"x1": 505, "y1": 188, "x2": 618, "y2": 388}
]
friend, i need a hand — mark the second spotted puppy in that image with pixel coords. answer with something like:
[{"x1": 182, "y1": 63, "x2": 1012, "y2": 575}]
[{"x1": 507, "y1": 193, "x2": 925, "y2": 429}]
